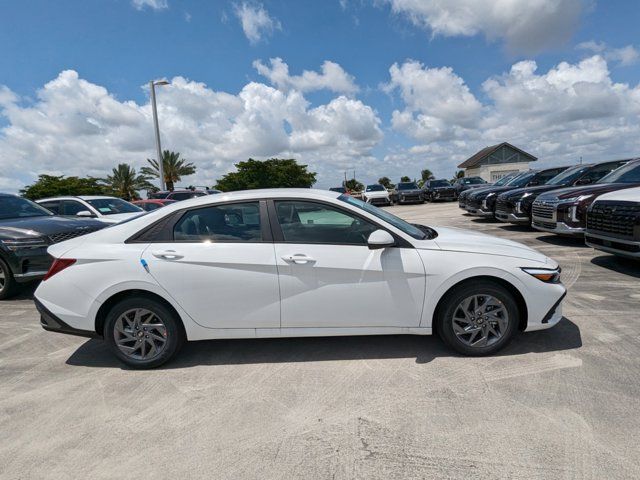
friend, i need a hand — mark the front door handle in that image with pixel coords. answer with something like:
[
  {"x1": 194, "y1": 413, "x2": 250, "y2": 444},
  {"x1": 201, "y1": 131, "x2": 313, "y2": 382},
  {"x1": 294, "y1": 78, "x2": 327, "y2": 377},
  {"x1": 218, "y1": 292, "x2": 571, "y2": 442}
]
[
  {"x1": 152, "y1": 250, "x2": 184, "y2": 260},
  {"x1": 282, "y1": 254, "x2": 316, "y2": 265}
]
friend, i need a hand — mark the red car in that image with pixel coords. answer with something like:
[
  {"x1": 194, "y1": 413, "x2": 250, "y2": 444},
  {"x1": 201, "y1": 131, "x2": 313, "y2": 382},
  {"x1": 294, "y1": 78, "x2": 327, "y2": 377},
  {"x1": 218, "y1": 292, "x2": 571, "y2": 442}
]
[{"x1": 132, "y1": 199, "x2": 177, "y2": 212}]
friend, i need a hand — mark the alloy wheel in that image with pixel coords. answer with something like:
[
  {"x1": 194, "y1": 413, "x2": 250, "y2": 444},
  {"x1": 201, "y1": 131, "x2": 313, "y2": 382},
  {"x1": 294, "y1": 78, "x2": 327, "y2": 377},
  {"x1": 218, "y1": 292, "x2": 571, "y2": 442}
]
[
  {"x1": 0, "y1": 265, "x2": 6, "y2": 292},
  {"x1": 114, "y1": 308, "x2": 168, "y2": 361},
  {"x1": 451, "y1": 294, "x2": 509, "y2": 348}
]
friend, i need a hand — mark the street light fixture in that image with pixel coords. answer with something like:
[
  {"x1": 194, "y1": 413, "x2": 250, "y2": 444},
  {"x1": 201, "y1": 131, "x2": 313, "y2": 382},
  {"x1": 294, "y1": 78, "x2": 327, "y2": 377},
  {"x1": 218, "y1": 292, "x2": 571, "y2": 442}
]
[{"x1": 150, "y1": 79, "x2": 169, "y2": 191}]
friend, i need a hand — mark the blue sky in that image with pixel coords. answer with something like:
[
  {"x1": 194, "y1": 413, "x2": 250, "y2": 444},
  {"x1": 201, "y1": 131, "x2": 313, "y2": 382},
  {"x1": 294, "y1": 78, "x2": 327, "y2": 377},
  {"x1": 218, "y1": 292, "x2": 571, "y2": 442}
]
[{"x1": 1, "y1": 0, "x2": 639, "y2": 190}]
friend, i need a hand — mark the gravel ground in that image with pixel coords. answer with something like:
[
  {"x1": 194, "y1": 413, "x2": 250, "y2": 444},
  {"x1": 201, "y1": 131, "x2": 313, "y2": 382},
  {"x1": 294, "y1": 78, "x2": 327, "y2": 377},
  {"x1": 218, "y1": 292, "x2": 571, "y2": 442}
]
[{"x1": 1, "y1": 201, "x2": 639, "y2": 479}]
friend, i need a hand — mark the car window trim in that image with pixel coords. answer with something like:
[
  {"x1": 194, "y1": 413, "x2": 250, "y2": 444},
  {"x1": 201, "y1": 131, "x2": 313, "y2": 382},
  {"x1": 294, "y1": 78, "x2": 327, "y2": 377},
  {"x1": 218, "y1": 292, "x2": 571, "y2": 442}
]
[{"x1": 266, "y1": 198, "x2": 413, "y2": 248}]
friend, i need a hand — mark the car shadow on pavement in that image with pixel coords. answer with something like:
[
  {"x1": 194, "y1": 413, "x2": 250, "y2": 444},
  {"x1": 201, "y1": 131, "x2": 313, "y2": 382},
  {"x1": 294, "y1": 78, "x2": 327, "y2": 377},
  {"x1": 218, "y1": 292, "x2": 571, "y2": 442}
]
[
  {"x1": 65, "y1": 317, "x2": 581, "y2": 370},
  {"x1": 535, "y1": 234, "x2": 590, "y2": 248},
  {"x1": 591, "y1": 255, "x2": 640, "y2": 278},
  {"x1": 497, "y1": 224, "x2": 534, "y2": 233}
]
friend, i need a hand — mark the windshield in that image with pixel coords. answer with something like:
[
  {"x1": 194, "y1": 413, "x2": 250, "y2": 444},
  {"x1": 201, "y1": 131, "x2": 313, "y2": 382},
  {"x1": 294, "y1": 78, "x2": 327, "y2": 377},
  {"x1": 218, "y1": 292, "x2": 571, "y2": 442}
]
[
  {"x1": 86, "y1": 198, "x2": 143, "y2": 215},
  {"x1": 507, "y1": 171, "x2": 537, "y2": 187},
  {"x1": 493, "y1": 173, "x2": 517, "y2": 186},
  {"x1": 462, "y1": 177, "x2": 486, "y2": 185},
  {"x1": 0, "y1": 196, "x2": 53, "y2": 220},
  {"x1": 339, "y1": 194, "x2": 426, "y2": 240},
  {"x1": 329, "y1": 187, "x2": 347, "y2": 193},
  {"x1": 397, "y1": 182, "x2": 419, "y2": 190},
  {"x1": 366, "y1": 184, "x2": 385, "y2": 192},
  {"x1": 545, "y1": 166, "x2": 590, "y2": 186},
  {"x1": 429, "y1": 180, "x2": 450, "y2": 188},
  {"x1": 598, "y1": 161, "x2": 640, "y2": 184}
]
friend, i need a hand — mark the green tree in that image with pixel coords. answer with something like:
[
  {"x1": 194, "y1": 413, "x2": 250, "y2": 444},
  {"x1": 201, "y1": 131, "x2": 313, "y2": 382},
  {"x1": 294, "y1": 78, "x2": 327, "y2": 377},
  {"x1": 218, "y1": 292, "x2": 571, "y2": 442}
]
[
  {"x1": 421, "y1": 169, "x2": 434, "y2": 181},
  {"x1": 103, "y1": 163, "x2": 155, "y2": 201},
  {"x1": 378, "y1": 176, "x2": 393, "y2": 189},
  {"x1": 141, "y1": 150, "x2": 196, "y2": 191},
  {"x1": 400, "y1": 175, "x2": 411, "y2": 182},
  {"x1": 345, "y1": 178, "x2": 364, "y2": 192},
  {"x1": 455, "y1": 170, "x2": 465, "y2": 178},
  {"x1": 20, "y1": 175, "x2": 110, "y2": 200},
  {"x1": 215, "y1": 158, "x2": 317, "y2": 191}
]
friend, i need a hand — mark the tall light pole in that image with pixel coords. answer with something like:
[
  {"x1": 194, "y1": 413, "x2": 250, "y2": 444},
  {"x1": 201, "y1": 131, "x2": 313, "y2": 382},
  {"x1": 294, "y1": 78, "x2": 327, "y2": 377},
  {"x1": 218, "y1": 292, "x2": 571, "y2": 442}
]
[{"x1": 150, "y1": 80, "x2": 169, "y2": 191}]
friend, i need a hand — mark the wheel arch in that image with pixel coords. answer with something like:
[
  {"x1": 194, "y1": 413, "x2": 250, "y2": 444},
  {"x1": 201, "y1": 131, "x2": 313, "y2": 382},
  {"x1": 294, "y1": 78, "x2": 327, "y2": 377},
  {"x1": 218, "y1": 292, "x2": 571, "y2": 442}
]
[
  {"x1": 95, "y1": 289, "x2": 187, "y2": 338},
  {"x1": 431, "y1": 275, "x2": 528, "y2": 334}
]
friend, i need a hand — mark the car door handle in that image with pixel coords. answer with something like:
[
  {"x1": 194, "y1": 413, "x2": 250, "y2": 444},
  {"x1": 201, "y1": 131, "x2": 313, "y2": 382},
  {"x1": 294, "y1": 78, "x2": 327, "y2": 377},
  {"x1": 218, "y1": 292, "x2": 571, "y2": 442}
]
[
  {"x1": 152, "y1": 250, "x2": 184, "y2": 260},
  {"x1": 281, "y1": 254, "x2": 316, "y2": 264}
]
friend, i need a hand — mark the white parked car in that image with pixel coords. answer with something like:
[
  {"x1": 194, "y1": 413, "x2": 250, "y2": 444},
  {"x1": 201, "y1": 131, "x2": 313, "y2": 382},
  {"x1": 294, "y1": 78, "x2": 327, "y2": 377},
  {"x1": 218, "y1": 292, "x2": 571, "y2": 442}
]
[
  {"x1": 585, "y1": 186, "x2": 640, "y2": 259},
  {"x1": 37, "y1": 196, "x2": 145, "y2": 224},
  {"x1": 362, "y1": 184, "x2": 392, "y2": 206},
  {"x1": 35, "y1": 189, "x2": 566, "y2": 368}
]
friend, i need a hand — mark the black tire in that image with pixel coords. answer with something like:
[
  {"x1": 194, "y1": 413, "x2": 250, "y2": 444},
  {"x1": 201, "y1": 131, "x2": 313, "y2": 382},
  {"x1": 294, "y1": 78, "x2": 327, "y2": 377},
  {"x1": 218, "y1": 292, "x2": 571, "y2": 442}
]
[
  {"x1": 436, "y1": 280, "x2": 519, "y2": 356},
  {"x1": 104, "y1": 297, "x2": 185, "y2": 369},
  {"x1": 0, "y1": 258, "x2": 19, "y2": 300}
]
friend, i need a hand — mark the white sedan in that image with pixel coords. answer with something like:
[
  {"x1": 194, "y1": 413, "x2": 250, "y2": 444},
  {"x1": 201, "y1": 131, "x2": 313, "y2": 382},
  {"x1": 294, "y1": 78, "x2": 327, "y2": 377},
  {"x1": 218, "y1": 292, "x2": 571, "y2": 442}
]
[
  {"x1": 35, "y1": 189, "x2": 566, "y2": 368},
  {"x1": 36, "y1": 195, "x2": 145, "y2": 224}
]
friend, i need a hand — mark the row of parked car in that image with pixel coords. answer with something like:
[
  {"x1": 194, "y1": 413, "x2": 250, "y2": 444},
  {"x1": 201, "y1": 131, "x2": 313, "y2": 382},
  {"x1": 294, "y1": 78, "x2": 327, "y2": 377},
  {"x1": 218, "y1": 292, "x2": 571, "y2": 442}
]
[
  {"x1": 458, "y1": 158, "x2": 640, "y2": 259},
  {"x1": 0, "y1": 188, "x2": 218, "y2": 299},
  {"x1": 331, "y1": 177, "x2": 486, "y2": 206}
]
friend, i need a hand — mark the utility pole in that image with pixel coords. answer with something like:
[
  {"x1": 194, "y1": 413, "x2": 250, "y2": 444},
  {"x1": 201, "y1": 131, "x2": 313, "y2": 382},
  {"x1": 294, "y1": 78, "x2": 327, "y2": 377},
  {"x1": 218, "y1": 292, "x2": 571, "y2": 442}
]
[{"x1": 150, "y1": 80, "x2": 169, "y2": 191}]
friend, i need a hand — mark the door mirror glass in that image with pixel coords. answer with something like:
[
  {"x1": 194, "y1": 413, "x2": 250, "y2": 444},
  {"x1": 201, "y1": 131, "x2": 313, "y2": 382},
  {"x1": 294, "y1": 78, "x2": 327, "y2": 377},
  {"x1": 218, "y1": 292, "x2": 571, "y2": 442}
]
[
  {"x1": 367, "y1": 229, "x2": 395, "y2": 250},
  {"x1": 76, "y1": 210, "x2": 95, "y2": 217}
]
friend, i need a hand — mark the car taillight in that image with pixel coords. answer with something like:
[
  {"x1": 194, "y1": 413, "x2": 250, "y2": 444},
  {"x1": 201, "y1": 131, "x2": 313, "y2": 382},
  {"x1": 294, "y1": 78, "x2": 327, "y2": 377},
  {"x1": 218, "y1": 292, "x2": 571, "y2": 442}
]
[{"x1": 43, "y1": 258, "x2": 76, "y2": 281}]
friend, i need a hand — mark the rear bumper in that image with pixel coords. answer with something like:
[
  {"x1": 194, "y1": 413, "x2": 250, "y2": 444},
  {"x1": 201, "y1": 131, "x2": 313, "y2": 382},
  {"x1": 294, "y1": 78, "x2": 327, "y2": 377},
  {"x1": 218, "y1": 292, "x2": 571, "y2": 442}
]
[
  {"x1": 585, "y1": 232, "x2": 640, "y2": 258},
  {"x1": 35, "y1": 297, "x2": 98, "y2": 338}
]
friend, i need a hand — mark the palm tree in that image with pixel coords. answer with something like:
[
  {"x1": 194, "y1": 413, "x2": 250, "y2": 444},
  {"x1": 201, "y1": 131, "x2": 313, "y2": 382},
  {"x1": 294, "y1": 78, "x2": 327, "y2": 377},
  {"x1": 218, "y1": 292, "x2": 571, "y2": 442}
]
[
  {"x1": 421, "y1": 169, "x2": 434, "y2": 181},
  {"x1": 103, "y1": 164, "x2": 154, "y2": 201},
  {"x1": 141, "y1": 150, "x2": 196, "y2": 191}
]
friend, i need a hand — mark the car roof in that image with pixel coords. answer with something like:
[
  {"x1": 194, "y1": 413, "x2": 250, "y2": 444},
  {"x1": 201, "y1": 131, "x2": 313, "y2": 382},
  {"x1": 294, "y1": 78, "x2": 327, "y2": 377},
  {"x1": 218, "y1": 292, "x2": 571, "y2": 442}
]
[
  {"x1": 161, "y1": 188, "x2": 340, "y2": 208},
  {"x1": 36, "y1": 195, "x2": 120, "y2": 201}
]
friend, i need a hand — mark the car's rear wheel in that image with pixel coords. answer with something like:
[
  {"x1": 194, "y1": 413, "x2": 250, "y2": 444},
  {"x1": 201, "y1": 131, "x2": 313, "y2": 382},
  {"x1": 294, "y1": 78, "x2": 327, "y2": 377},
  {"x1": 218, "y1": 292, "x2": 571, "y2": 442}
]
[
  {"x1": 0, "y1": 258, "x2": 18, "y2": 300},
  {"x1": 104, "y1": 297, "x2": 185, "y2": 369},
  {"x1": 436, "y1": 280, "x2": 518, "y2": 356}
]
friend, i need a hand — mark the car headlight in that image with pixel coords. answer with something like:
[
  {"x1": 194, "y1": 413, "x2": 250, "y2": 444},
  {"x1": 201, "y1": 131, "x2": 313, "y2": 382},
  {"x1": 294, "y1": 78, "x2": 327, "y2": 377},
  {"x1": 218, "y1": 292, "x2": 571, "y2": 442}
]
[
  {"x1": 0, "y1": 237, "x2": 49, "y2": 251},
  {"x1": 521, "y1": 267, "x2": 561, "y2": 283},
  {"x1": 562, "y1": 194, "x2": 594, "y2": 204}
]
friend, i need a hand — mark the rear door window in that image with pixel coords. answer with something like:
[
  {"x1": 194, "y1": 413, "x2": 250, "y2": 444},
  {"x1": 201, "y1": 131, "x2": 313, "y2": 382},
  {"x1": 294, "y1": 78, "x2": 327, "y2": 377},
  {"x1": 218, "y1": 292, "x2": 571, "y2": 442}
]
[{"x1": 173, "y1": 202, "x2": 262, "y2": 242}]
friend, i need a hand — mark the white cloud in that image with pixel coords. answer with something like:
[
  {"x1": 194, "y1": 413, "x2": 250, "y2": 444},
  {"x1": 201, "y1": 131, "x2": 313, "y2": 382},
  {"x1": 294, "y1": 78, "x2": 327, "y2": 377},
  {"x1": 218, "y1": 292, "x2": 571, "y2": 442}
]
[
  {"x1": 383, "y1": 60, "x2": 483, "y2": 142},
  {"x1": 234, "y1": 2, "x2": 281, "y2": 44},
  {"x1": 384, "y1": 0, "x2": 586, "y2": 54},
  {"x1": 385, "y1": 55, "x2": 640, "y2": 177},
  {"x1": 253, "y1": 58, "x2": 359, "y2": 95},
  {"x1": 131, "y1": 0, "x2": 168, "y2": 11},
  {"x1": 0, "y1": 70, "x2": 382, "y2": 191},
  {"x1": 577, "y1": 41, "x2": 639, "y2": 67}
]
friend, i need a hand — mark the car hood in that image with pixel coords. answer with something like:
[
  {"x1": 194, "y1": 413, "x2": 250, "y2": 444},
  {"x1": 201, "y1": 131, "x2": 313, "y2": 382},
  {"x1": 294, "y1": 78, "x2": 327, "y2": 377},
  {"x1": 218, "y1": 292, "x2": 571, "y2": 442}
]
[
  {"x1": 538, "y1": 182, "x2": 639, "y2": 201},
  {"x1": 419, "y1": 226, "x2": 549, "y2": 263},
  {"x1": 365, "y1": 190, "x2": 389, "y2": 197},
  {"x1": 500, "y1": 184, "x2": 563, "y2": 200},
  {"x1": 595, "y1": 186, "x2": 640, "y2": 202},
  {"x1": 469, "y1": 185, "x2": 514, "y2": 199},
  {"x1": 98, "y1": 212, "x2": 146, "y2": 223},
  {"x1": 0, "y1": 216, "x2": 105, "y2": 239}
]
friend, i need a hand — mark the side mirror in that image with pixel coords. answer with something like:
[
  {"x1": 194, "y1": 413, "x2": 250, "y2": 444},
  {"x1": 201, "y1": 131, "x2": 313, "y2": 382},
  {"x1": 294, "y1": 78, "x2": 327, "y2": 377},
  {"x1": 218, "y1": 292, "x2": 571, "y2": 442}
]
[
  {"x1": 367, "y1": 230, "x2": 395, "y2": 250},
  {"x1": 527, "y1": 180, "x2": 540, "y2": 186},
  {"x1": 76, "y1": 210, "x2": 95, "y2": 218}
]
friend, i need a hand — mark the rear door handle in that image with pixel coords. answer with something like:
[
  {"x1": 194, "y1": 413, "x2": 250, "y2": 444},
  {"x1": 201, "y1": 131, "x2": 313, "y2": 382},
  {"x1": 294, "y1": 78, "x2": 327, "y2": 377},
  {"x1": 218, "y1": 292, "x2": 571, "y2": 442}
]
[
  {"x1": 281, "y1": 254, "x2": 316, "y2": 264},
  {"x1": 152, "y1": 250, "x2": 184, "y2": 260}
]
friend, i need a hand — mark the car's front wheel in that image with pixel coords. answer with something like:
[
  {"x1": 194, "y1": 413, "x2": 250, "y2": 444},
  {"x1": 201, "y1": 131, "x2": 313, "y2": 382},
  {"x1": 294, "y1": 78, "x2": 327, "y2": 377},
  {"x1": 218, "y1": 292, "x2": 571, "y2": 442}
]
[
  {"x1": 104, "y1": 297, "x2": 185, "y2": 369},
  {"x1": 0, "y1": 258, "x2": 18, "y2": 300},
  {"x1": 436, "y1": 280, "x2": 518, "y2": 356}
]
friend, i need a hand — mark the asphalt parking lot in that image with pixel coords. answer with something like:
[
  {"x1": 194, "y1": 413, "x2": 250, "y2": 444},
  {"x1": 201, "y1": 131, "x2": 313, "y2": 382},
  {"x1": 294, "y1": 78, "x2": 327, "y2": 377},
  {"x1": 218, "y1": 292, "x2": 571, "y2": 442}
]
[{"x1": 1, "y1": 201, "x2": 639, "y2": 479}]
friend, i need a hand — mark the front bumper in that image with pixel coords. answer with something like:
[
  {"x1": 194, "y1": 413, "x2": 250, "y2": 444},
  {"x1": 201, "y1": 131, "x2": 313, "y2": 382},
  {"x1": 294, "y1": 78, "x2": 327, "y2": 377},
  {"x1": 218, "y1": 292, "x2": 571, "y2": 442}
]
[
  {"x1": 525, "y1": 288, "x2": 566, "y2": 332},
  {"x1": 0, "y1": 248, "x2": 52, "y2": 283},
  {"x1": 466, "y1": 206, "x2": 494, "y2": 217},
  {"x1": 532, "y1": 218, "x2": 584, "y2": 235},
  {"x1": 585, "y1": 232, "x2": 640, "y2": 258},
  {"x1": 35, "y1": 297, "x2": 98, "y2": 338},
  {"x1": 495, "y1": 210, "x2": 530, "y2": 224},
  {"x1": 367, "y1": 197, "x2": 391, "y2": 206},
  {"x1": 397, "y1": 193, "x2": 423, "y2": 203}
]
